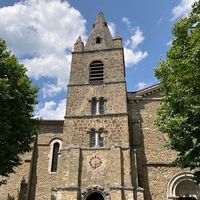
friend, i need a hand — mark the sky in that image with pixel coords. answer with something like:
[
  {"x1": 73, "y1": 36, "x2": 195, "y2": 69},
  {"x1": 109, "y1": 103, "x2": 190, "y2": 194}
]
[{"x1": 0, "y1": 0, "x2": 197, "y2": 120}]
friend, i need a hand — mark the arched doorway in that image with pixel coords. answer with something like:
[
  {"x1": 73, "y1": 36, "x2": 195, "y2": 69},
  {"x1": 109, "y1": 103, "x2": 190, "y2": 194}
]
[{"x1": 86, "y1": 192, "x2": 105, "y2": 200}]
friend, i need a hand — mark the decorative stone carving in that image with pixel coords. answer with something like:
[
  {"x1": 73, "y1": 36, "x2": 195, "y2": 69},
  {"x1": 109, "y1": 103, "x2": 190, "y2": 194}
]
[
  {"x1": 81, "y1": 185, "x2": 111, "y2": 200},
  {"x1": 89, "y1": 155, "x2": 102, "y2": 169}
]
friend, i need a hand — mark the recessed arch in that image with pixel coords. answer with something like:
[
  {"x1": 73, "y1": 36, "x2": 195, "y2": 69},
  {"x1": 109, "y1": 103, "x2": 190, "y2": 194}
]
[
  {"x1": 167, "y1": 172, "x2": 200, "y2": 199},
  {"x1": 81, "y1": 186, "x2": 110, "y2": 200},
  {"x1": 86, "y1": 192, "x2": 105, "y2": 200},
  {"x1": 48, "y1": 138, "x2": 63, "y2": 146},
  {"x1": 48, "y1": 139, "x2": 63, "y2": 173}
]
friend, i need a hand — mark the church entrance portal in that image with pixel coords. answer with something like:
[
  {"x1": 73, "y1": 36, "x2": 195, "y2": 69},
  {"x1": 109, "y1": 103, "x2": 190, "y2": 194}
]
[{"x1": 86, "y1": 192, "x2": 105, "y2": 200}]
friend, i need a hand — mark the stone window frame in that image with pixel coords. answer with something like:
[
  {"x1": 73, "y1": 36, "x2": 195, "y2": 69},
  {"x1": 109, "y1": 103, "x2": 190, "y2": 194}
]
[
  {"x1": 167, "y1": 172, "x2": 199, "y2": 199},
  {"x1": 89, "y1": 60, "x2": 104, "y2": 84},
  {"x1": 48, "y1": 139, "x2": 63, "y2": 174},
  {"x1": 90, "y1": 97, "x2": 106, "y2": 115},
  {"x1": 89, "y1": 128, "x2": 104, "y2": 148}
]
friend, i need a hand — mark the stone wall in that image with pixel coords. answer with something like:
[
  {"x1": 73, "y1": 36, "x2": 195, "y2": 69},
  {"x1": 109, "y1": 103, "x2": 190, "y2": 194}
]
[
  {"x1": 69, "y1": 49, "x2": 125, "y2": 85},
  {"x1": 63, "y1": 114, "x2": 129, "y2": 147},
  {"x1": 66, "y1": 83, "x2": 127, "y2": 116},
  {"x1": 0, "y1": 152, "x2": 32, "y2": 200},
  {"x1": 32, "y1": 126, "x2": 64, "y2": 199},
  {"x1": 128, "y1": 92, "x2": 185, "y2": 200}
]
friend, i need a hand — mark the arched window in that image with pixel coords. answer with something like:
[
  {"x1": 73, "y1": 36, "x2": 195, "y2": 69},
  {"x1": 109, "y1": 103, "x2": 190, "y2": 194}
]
[
  {"x1": 99, "y1": 97, "x2": 104, "y2": 114},
  {"x1": 90, "y1": 97, "x2": 105, "y2": 115},
  {"x1": 90, "y1": 129, "x2": 96, "y2": 147},
  {"x1": 51, "y1": 142, "x2": 59, "y2": 172},
  {"x1": 98, "y1": 128, "x2": 104, "y2": 147},
  {"x1": 89, "y1": 61, "x2": 104, "y2": 84},
  {"x1": 167, "y1": 172, "x2": 200, "y2": 199},
  {"x1": 90, "y1": 128, "x2": 104, "y2": 148},
  {"x1": 91, "y1": 97, "x2": 97, "y2": 115},
  {"x1": 49, "y1": 139, "x2": 62, "y2": 173}
]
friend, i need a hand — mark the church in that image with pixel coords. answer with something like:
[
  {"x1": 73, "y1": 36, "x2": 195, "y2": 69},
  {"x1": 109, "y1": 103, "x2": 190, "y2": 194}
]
[{"x1": 0, "y1": 12, "x2": 199, "y2": 200}]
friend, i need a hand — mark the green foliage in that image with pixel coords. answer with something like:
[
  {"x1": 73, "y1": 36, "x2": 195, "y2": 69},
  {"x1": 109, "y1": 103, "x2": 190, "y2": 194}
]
[
  {"x1": 0, "y1": 39, "x2": 39, "y2": 184},
  {"x1": 155, "y1": 1, "x2": 200, "y2": 183}
]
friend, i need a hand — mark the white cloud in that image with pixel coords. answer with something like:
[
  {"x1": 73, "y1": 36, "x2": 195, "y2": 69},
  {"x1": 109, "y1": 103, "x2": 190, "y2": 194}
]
[
  {"x1": 135, "y1": 82, "x2": 149, "y2": 90},
  {"x1": 122, "y1": 17, "x2": 133, "y2": 32},
  {"x1": 108, "y1": 22, "x2": 116, "y2": 37},
  {"x1": 122, "y1": 17, "x2": 148, "y2": 67},
  {"x1": 35, "y1": 99, "x2": 66, "y2": 120},
  {"x1": 23, "y1": 53, "x2": 71, "y2": 97},
  {"x1": 172, "y1": 0, "x2": 197, "y2": 20},
  {"x1": 0, "y1": 0, "x2": 86, "y2": 97},
  {"x1": 42, "y1": 84, "x2": 63, "y2": 98},
  {"x1": 129, "y1": 27, "x2": 145, "y2": 49},
  {"x1": 124, "y1": 48, "x2": 148, "y2": 66}
]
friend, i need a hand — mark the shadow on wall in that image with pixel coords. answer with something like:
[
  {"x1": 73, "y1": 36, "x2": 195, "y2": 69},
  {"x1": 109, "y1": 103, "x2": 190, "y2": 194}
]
[
  {"x1": 7, "y1": 194, "x2": 15, "y2": 200},
  {"x1": 7, "y1": 177, "x2": 28, "y2": 200},
  {"x1": 51, "y1": 195, "x2": 56, "y2": 200}
]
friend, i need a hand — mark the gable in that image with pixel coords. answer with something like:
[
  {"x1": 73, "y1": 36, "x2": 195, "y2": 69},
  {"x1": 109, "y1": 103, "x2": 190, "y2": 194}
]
[{"x1": 127, "y1": 83, "x2": 162, "y2": 100}]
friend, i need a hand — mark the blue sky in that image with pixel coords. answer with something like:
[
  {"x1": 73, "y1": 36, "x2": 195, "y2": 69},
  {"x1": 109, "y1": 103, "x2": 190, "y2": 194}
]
[{"x1": 0, "y1": 0, "x2": 197, "y2": 119}]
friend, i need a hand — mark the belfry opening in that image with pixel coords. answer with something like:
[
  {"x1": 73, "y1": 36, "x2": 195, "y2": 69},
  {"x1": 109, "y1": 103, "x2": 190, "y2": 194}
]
[{"x1": 86, "y1": 192, "x2": 105, "y2": 200}]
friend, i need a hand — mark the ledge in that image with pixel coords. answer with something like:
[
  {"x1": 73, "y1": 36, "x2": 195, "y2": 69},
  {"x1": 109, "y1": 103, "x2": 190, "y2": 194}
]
[
  {"x1": 51, "y1": 185, "x2": 79, "y2": 191},
  {"x1": 61, "y1": 145, "x2": 130, "y2": 152},
  {"x1": 144, "y1": 163, "x2": 173, "y2": 167},
  {"x1": 110, "y1": 184, "x2": 134, "y2": 191},
  {"x1": 51, "y1": 184, "x2": 135, "y2": 191},
  {"x1": 39, "y1": 120, "x2": 64, "y2": 125},
  {"x1": 68, "y1": 81, "x2": 126, "y2": 87},
  {"x1": 72, "y1": 47, "x2": 123, "y2": 54},
  {"x1": 127, "y1": 96, "x2": 162, "y2": 101},
  {"x1": 64, "y1": 113, "x2": 128, "y2": 119}
]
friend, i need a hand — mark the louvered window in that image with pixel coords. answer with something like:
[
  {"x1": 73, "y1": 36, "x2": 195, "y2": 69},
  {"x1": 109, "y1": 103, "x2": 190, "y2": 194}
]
[{"x1": 89, "y1": 61, "x2": 104, "y2": 84}]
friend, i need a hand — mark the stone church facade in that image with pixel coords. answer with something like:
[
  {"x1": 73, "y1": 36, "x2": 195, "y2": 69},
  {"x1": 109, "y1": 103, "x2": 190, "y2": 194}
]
[{"x1": 0, "y1": 12, "x2": 199, "y2": 200}]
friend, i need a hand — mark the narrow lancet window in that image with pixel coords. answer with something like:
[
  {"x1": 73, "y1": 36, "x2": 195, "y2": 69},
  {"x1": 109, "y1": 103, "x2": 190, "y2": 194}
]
[
  {"x1": 91, "y1": 97, "x2": 97, "y2": 115},
  {"x1": 90, "y1": 129, "x2": 96, "y2": 147},
  {"x1": 98, "y1": 129, "x2": 104, "y2": 147},
  {"x1": 99, "y1": 97, "x2": 104, "y2": 114},
  {"x1": 90, "y1": 97, "x2": 105, "y2": 115},
  {"x1": 51, "y1": 142, "x2": 60, "y2": 172},
  {"x1": 90, "y1": 129, "x2": 104, "y2": 147}
]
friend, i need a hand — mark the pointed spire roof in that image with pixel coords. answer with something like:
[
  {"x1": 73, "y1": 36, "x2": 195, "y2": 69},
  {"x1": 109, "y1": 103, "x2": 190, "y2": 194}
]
[
  {"x1": 85, "y1": 11, "x2": 114, "y2": 51},
  {"x1": 95, "y1": 11, "x2": 105, "y2": 25},
  {"x1": 74, "y1": 35, "x2": 84, "y2": 52},
  {"x1": 75, "y1": 36, "x2": 83, "y2": 44}
]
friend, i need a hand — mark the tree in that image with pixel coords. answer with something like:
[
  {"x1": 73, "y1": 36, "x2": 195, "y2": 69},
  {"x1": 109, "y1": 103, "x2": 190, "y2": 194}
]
[
  {"x1": 155, "y1": 1, "x2": 200, "y2": 182},
  {"x1": 0, "y1": 39, "x2": 39, "y2": 184}
]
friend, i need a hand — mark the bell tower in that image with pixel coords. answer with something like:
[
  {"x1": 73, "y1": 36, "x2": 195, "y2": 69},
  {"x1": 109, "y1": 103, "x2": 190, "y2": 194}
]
[{"x1": 62, "y1": 12, "x2": 134, "y2": 200}]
